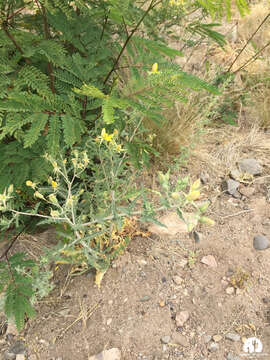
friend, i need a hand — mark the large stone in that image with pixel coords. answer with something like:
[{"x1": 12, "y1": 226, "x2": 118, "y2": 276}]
[
  {"x1": 89, "y1": 348, "x2": 121, "y2": 360},
  {"x1": 238, "y1": 158, "x2": 262, "y2": 175},
  {"x1": 253, "y1": 235, "x2": 269, "y2": 250},
  {"x1": 148, "y1": 212, "x2": 196, "y2": 235}
]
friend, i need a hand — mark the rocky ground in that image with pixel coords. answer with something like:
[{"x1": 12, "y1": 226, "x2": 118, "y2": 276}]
[{"x1": 1, "y1": 130, "x2": 270, "y2": 360}]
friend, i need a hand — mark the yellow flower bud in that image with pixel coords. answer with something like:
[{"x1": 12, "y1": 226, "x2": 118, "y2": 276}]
[
  {"x1": 191, "y1": 179, "x2": 201, "y2": 191},
  {"x1": 8, "y1": 184, "x2": 14, "y2": 194},
  {"x1": 48, "y1": 193, "x2": 58, "y2": 204},
  {"x1": 199, "y1": 217, "x2": 215, "y2": 226},
  {"x1": 34, "y1": 191, "x2": 45, "y2": 200},
  {"x1": 151, "y1": 63, "x2": 159, "y2": 74},
  {"x1": 199, "y1": 201, "x2": 210, "y2": 213},
  {"x1": 186, "y1": 190, "x2": 200, "y2": 201},
  {"x1": 26, "y1": 180, "x2": 35, "y2": 188},
  {"x1": 50, "y1": 209, "x2": 60, "y2": 217}
]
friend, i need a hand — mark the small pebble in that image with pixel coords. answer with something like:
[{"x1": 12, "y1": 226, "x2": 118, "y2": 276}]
[
  {"x1": 222, "y1": 179, "x2": 240, "y2": 196},
  {"x1": 226, "y1": 287, "x2": 235, "y2": 295},
  {"x1": 28, "y1": 356, "x2": 37, "y2": 360},
  {"x1": 159, "y1": 300, "x2": 166, "y2": 307},
  {"x1": 3, "y1": 353, "x2": 16, "y2": 360},
  {"x1": 89, "y1": 348, "x2": 121, "y2": 360},
  {"x1": 253, "y1": 235, "x2": 269, "y2": 250},
  {"x1": 213, "y1": 335, "x2": 222, "y2": 342},
  {"x1": 106, "y1": 318, "x2": 112, "y2": 326},
  {"x1": 225, "y1": 333, "x2": 240, "y2": 342},
  {"x1": 15, "y1": 355, "x2": 25, "y2": 360},
  {"x1": 9, "y1": 341, "x2": 26, "y2": 355},
  {"x1": 175, "y1": 311, "x2": 189, "y2": 327},
  {"x1": 140, "y1": 296, "x2": 151, "y2": 302},
  {"x1": 208, "y1": 342, "x2": 219, "y2": 352},
  {"x1": 173, "y1": 334, "x2": 189, "y2": 347},
  {"x1": 203, "y1": 335, "x2": 212, "y2": 344},
  {"x1": 179, "y1": 259, "x2": 188, "y2": 268},
  {"x1": 161, "y1": 336, "x2": 171, "y2": 344},
  {"x1": 262, "y1": 297, "x2": 270, "y2": 304},
  {"x1": 173, "y1": 275, "x2": 183, "y2": 285},
  {"x1": 201, "y1": 255, "x2": 217, "y2": 268},
  {"x1": 227, "y1": 352, "x2": 241, "y2": 360}
]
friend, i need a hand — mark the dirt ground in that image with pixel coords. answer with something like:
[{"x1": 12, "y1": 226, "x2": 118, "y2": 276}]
[{"x1": 1, "y1": 128, "x2": 269, "y2": 360}]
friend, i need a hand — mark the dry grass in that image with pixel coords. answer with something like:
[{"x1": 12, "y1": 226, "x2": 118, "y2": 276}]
[{"x1": 192, "y1": 125, "x2": 270, "y2": 177}]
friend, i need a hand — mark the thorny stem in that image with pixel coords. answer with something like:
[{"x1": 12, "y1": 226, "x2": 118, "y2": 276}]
[
  {"x1": 103, "y1": 0, "x2": 161, "y2": 85},
  {"x1": 34, "y1": 0, "x2": 55, "y2": 94},
  {"x1": 232, "y1": 40, "x2": 270, "y2": 75},
  {"x1": 227, "y1": 12, "x2": 270, "y2": 73}
]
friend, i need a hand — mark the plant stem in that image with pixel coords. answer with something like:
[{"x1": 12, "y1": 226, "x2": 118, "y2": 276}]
[
  {"x1": 232, "y1": 40, "x2": 270, "y2": 74},
  {"x1": 103, "y1": 0, "x2": 158, "y2": 85},
  {"x1": 227, "y1": 12, "x2": 270, "y2": 73}
]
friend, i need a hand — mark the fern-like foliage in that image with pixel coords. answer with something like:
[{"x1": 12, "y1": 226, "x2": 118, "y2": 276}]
[{"x1": 0, "y1": 253, "x2": 36, "y2": 331}]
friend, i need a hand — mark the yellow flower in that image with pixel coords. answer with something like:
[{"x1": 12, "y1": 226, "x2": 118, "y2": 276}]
[
  {"x1": 150, "y1": 63, "x2": 160, "y2": 74},
  {"x1": 26, "y1": 180, "x2": 36, "y2": 188},
  {"x1": 51, "y1": 180, "x2": 58, "y2": 189},
  {"x1": 101, "y1": 128, "x2": 114, "y2": 142},
  {"x1": 113, "y1": 129, "x2": 118, "y2": 136}
]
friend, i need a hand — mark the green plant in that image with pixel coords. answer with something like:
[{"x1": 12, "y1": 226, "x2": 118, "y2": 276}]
[
  {"x1": 0, "y1": 0, "x2": 249, "y2": 330},
  {"x1": 0, "y1": 142, "x2": 214, "y2": 328}
]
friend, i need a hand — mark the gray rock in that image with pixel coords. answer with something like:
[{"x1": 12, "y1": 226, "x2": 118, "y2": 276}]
[
  {"x1": 238, "y1": 158, "x2": 262, "y2": 175},
  {"x1": 223, "y1": 179, "x2": 240, "y2": 196},
  {"x1": 208, "y1": 342, "x2": 219, "y2": 352},
  {"x1": 262, "y1": 297, "x2": 270, "y2": 304},
  {"x1": 9, "y1": 341, "x2": 26, "y2": 355},
  {"x1": 230, "y1": 169, "x2": 241, "y2": 180},
  {"x1": 227, "y1": 352, "x2": 241, "y2": 360},
  {"x1": 225, "y1": 333, "x2": 240, "y2": 342},
  {"x1": 253, "y1": 235, "x2": 269, "y2": 250},
  {"x1": 161, "y1": 336, "x2": 171, "y2": 344}
]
